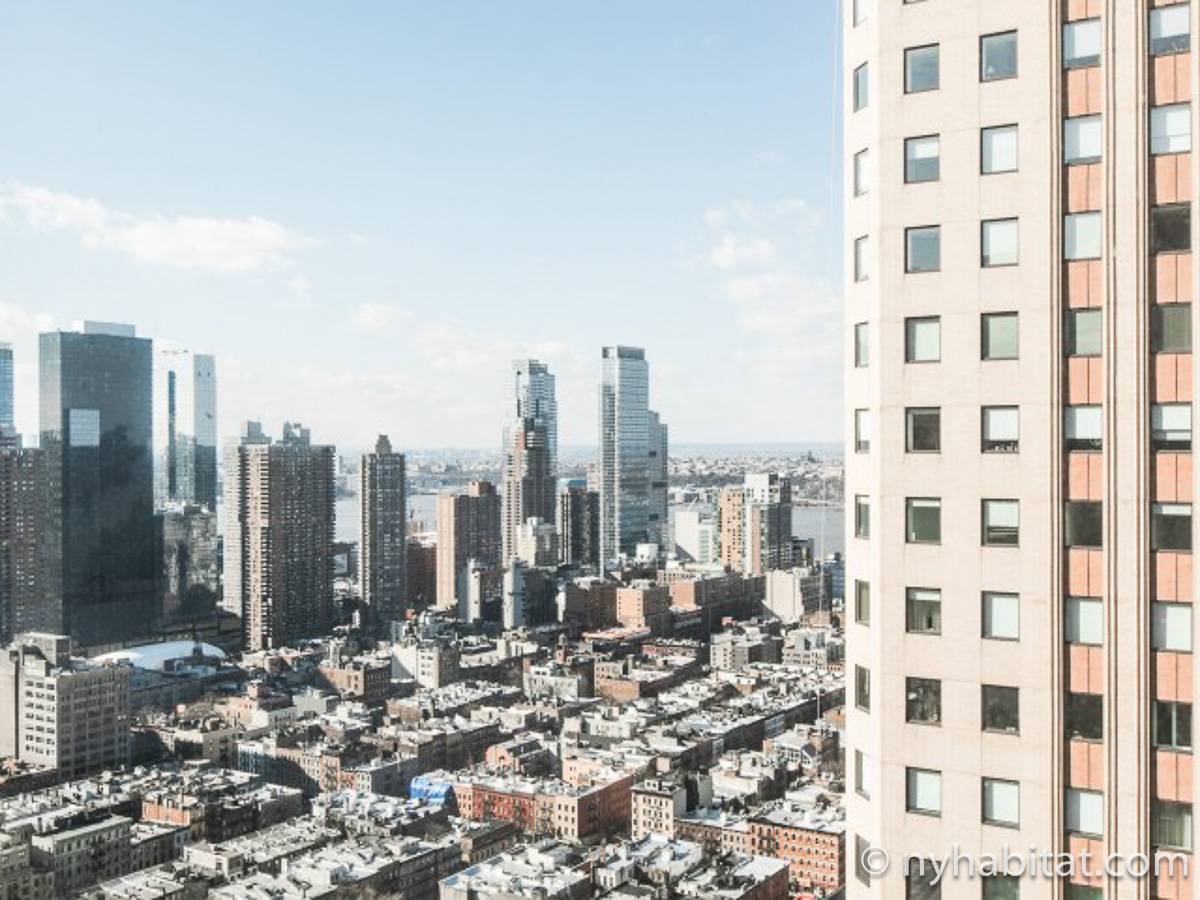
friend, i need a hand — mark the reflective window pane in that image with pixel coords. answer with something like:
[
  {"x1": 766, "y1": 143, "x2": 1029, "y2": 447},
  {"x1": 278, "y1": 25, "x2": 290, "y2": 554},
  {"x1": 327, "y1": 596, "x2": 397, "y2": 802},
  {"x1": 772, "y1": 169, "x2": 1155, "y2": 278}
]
[
  {"x1": 981, "y1": 31, "x2": 1018, "y2": 81},
  {"x1": 981, "y1": 124, "x2": 1018, "y2": 174},
  {"x1": 905, "y1": 45, "x2": 940, "y2": 93}
]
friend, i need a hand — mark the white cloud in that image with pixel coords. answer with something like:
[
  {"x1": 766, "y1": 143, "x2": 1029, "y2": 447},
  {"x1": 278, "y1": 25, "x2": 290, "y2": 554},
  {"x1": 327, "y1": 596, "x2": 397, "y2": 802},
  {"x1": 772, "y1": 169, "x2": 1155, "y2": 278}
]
[
  {"x1": 699, "y1": 198, "x2": 843, "y2": 402},
  {"x1": 0, "y1": 182, "x2": 316, "y2": 273},
  {"x1": 708, "y1": 233, "x2": 776, "y2": 270},
  {"x1": 352, "y1": 302, "x2": 408, "y2": 331}
]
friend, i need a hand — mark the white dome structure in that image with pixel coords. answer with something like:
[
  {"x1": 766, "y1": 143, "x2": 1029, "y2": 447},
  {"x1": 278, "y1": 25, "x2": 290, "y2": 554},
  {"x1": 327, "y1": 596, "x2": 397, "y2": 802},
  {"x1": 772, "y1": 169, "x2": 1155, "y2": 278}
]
[{"x1": 94, "y1": 640, "x2": 227, "y2": 672}]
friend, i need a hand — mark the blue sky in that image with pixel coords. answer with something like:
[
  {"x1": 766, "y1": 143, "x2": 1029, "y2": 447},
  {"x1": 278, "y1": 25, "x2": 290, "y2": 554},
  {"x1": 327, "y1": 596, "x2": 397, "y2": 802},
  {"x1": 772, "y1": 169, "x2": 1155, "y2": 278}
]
[{"x1": 0, "y1": 1, "x2": 841, "y2": 448}]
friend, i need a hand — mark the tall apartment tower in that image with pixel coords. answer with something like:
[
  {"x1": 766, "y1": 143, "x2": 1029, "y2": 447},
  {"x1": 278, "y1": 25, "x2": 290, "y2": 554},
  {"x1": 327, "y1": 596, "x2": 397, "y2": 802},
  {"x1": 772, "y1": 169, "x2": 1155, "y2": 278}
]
[
  {"x1": 598, "y1": 346, "x2": 652, "y2": 563},
  {"x1": 845, "y1": 4, "x2": 1196, "y2": 898},
  {"x1": 435, "y1": 481, "x2": 501, "y2": 609},
  {"x1": 225, "y1": 422, "x2": 335, "y2": 651},
  {"x1": 39, "y1": 322, "x2": 158, "y2": 649},
  {"x1": 501, "y1": 418, "x2": 556, "y2": 562},
  {"x1": 648, "y1": 411, "x2": 670, "y2": 550},
  {"x1": 360, "y1": 434, "x2": 407, "y2": 636},
  {"x1": 512, "y1": 359, "x2": 558, "y2": 476},
  {"x1": 0, "y1": 448, "x2": 56, "y2": 642},
  {"x1": 154, "y1": 348, "x2": 218, "y2": 511},
  {"x1": 557, "y1": 482, "x2": 600, "y2": 568},
  {"x1": 720, "y1": 473, "x2": 793, "y2": 576}
]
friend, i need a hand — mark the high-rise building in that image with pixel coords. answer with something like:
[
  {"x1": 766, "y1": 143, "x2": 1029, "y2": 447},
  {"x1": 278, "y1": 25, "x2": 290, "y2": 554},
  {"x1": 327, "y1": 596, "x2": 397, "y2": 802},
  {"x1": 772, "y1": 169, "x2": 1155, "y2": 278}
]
[
  {"x1": 435, "y1": 481, "x2": 501, "y2": 609},
  {"x1": 160, "y1": 503, "x2": 220, "y2": 621},
  {"x1": 0, "y1": 633, "x2": 130, "y2": 779},
  {"x1": 0, "y1": 342, "x2": 13, "y2": 438},
  {"x1": 360, "y1": 434, "x2": 407, "y2": 636},
  {"x1": 648, "y1": 411, "x2": 669, "y2": 550},
  {"x1": 220, "y1": 420, "x2": 269, "y2": 620},
  {"x1": 224, "y1": 422, "x2": 335, "y2": 651},
  {"x1": 719, "y1": 474, "x2": 793, "y2": 576},
  {"x1": 557, "y1": 483, "x2": 600, "y2": 568},
  {"x1": 599, "y1": 346, "x2": 666, "y2": 563},
  {"x1": 501, "y1": 418, "x2": 556, "y2": 562},
  {"x1": 39, "y1": 322, "x2": 158, "y2": 649},
  {"x1": 0, "y1": 447, "x2": 56, "y2": 642},
  {"x1": 153, "y1": 348, "x2": 217, "y2": 511},
  {"x1": 512, "y1": 359, "x2": 558, "y2": 475},
  {"x1": 844, "y1": 6, "x2": 1196, "y2": 897}
]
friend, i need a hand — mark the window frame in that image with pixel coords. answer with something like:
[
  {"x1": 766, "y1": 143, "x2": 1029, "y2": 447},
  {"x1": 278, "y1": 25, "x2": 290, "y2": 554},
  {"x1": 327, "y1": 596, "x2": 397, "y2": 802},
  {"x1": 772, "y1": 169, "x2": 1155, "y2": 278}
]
[
  {"x1": 980, "y1": 124, "x2": 1018, "y2": 175},
  {"x1": 904, "y1": 43, "x2": 940, "y2": 94},
  {"x1": 906, "y1": 406, "x2": 941, "y2": 453},
  {"x1": 981, "y1": 217, "x2": 1020, "y2": 267},
  {"x1": 980, "y1": 30, "x2": 1018, "y2": 82},
  {"x1": 982, "y1": 498, "x2": 1020, "y2": 547},
  {"x1": 905, "y1": 225, "x2": 941, "y2": 273}
]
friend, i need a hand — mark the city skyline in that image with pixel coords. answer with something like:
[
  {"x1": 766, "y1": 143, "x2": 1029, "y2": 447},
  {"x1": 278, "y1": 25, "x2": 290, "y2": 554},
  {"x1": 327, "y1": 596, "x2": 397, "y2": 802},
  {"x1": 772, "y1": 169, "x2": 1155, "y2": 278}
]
[{"x1": 0, "y1": 2, "x2": 843, "y2": 449}]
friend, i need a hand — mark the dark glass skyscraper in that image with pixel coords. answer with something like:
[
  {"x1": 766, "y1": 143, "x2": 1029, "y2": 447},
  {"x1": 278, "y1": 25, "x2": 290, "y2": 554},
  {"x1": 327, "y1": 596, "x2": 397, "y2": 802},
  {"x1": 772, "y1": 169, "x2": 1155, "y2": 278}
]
[
  {"x1": 0, "y1": 342, "x2": 13, "y2": 437},
  {"x1": 39, "y1": 322, "x2": 158, "y2": 648}
]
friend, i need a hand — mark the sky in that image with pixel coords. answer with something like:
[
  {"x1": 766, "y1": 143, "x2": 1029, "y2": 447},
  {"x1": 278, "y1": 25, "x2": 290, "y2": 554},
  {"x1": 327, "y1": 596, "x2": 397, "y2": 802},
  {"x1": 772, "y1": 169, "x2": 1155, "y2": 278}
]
[{"x1": 0, "y1": 2, "x2": 842, "y2": 450}]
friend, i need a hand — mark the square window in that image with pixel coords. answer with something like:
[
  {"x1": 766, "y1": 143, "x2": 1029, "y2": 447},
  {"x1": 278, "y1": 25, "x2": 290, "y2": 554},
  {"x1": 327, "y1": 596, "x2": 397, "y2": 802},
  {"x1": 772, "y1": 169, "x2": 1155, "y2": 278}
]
[
  {"x1": 853, "y1": 149, "x2": 869, "y2": 196},
  {"x1": 906, "y1": 767, "x2": 941, "y2": 815},
  {"x1": 1152, "y1": 801, "x2": 1193, "y2": 851},
  {"x1": 1065, "y1": 212, "x2": 1102, "y2": 260},
  {"x1": 1151, "y1": 5, "x2": 1191, "y2": 56},
  {"x1": 854, "y1": 580, "x2": 870, "y2": 625},
  {"x1": 1065, "y1": 501, "x2": 1103, "y2": 548},
  {"x1": 1151, "y1": 303, "x2": 1192, "y2": 353},
  {"x1": 855, "y1": 665, "x2": 871, "y2": 711},
  {"x1": 1151, "y1": 503, "x2": 1192, "y2": 552},
  {"x1": 1065, "y1": 596, "x2": 1104, "y2": 646},
  {"x1": 1065, "y1": 308, "x2": 1102, "y2": 356},
  {"x1": 906, "y1": 407, "x2": 941, "y2": 452},
  {"x1": 906, "y1": 677, "x2": 941, "y2": 725},
  {"x1": 1151, "y1": 103, "x2": 1192, "y2": 155},
  {"x1": 982, "y1": 592, "x2": 1020, "y2": 640},
  {"x1": 982, "y1": 499, "x2": 1019, "y2": 546},
  {"x1": 905, "y1": 316, "x2": 941, "y2": 362},
  {"x1": 854, "y1": 322, "x2": 869, "y2": 366},
  {"x1": 906, "y1": 226, "x2": 941, "y2": 273},
  {"x1": 852, "y1": 0, "x2": 869, "y2": 26},
  {"x1": 981, "y1": 124, "x2": 1018, "y2": 174},
  {"x1": 906, "y1": 587, "x2": 941, "y2": 634},
  {"x1": 854, "y1": 235, "x2": 870, "y2": 281},
  {"x1": 1152, "y1": 403, "x2": 1192, "y2": 451},
  {"x1": 855, "y1": 495, "x2": 870, "y2": 538},
  {"x1": 1063, "y1": 19, "x2": 1101, "y2": 69},
  {"x1": 982, "y1": 685, "x2": 1019, "y2": 734},
  {"x1": 904, "y1": 44, "x2": 939, "y2": 93},
  {"x1": 906, "y1": 497, "x2": 941, "y2": 544},
  {"x1": 1152, "y1": 602, "x2": 1193, "y2": 652},
  {"x1": 853, "y1": 63, "x2": 869, "y2": 111},
  {"x1": 906, "y1": 861, "x2": 942, "y2": 900},
  {"x1": 1154, "y1": 701, "x2": 1193, "y2": 751},
  {"x1": 982, "y1": 312, "x2": 1018, "y2": 359},
  {"x1": 1066, "y1": 693, "x2": 1103, "y2": 741},
  {"x1": 1066, "y1": 788, "x2": 1104, "y2": 837},
  {"x1": 904, "y1": 135, "x2": 940, "y2": 183},
  {"x1": 982, "y1": 875, "x2": 1020, "y2": 900},
  {"x1": 854, "y1": 409, "x2": 871, "y2": 453},
  {"x1": 982, "y1": 406, "x2": 1019, "y2": 453},
  {"x1": 1065, "y1": 405, "x2": 1103, "y2": 451},
  {"x1": 982, "y1": 777, "x2": 1020, "y2": 827},
  {"x1": 982, "y1": 218, "x2": 1019, "y2": 267},
  {"x1": 1151, "y1": 204, "x2": 1191, "y2": 253},
  {"x1": 981, "y1": 31, "x2": 1018, "y2": 81},
  {"x1": 1064, "y1": 114, "x2": 1102, "y2": 164}
]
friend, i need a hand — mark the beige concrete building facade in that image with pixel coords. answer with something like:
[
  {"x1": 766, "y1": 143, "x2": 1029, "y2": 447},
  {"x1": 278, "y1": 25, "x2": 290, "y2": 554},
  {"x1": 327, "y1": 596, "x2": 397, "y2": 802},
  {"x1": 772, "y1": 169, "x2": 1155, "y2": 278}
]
[{"x1": 845, "y1": 2, "x2": 1198, "y2": 898}]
